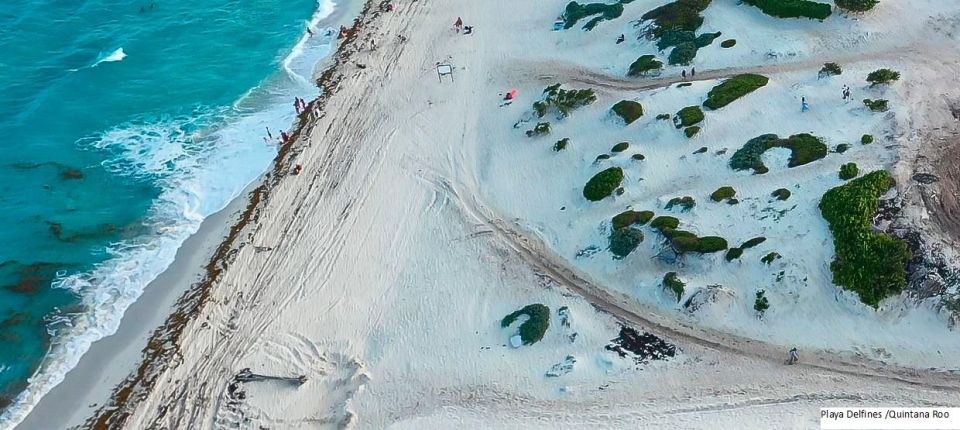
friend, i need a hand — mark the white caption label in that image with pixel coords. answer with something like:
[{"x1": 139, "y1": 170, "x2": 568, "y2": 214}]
[{"x1": 822, "y1": 408, "x2": 960, "y2": 429}]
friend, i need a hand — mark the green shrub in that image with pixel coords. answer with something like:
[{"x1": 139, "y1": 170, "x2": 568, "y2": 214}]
[
  {"x1": 729, "y1": 133, "x2": 827, "y2": 174},
  {"x1": 725, "y1": 247, "x2": 743, "y2": 261},
  {"x1": 663, "y1": 229, "x2": 697, "y2": 240},
  {"x1": 676, "y1": 82, "x2": 692, "y2": 88},
  {"x1": 612, "y1": 100, "x2": 644, "y2": 124},
  {"x1": 526, "y1": 122, "x2": 551, "y2": 137},
  {"x1": 741, "y1": 237, "x2": 766, "y2": 248},
  {"x1": 819, "y1": 62, "x2": 842, "y2": 77},
  {"x1": 595, "y1": 154, "x2": 611, "y2": 162},
  {"x1": 628, "y1": 55, "x2": 664, "y2": 77},
  {"x1": 632, "y1": 153, "x2": 646, "y2": 160},
  {"x1": 693, "y1": 146, "x2": 708, "y2": 154},
  {"x1": 612, "y1": 210, "x2": 655, "y2": 229},
  {"x1": 703, "y1": 74, "x2": 769, "y2": 109},
  {"x1": 674, "y1": 106, "x2": 705, "y2": 128},
  {"x1": 656, "y1": 113, "x2": 671, "y2": 120},
  {"x1": 641, "y1": 0, "x2": 713, "y2": 37},
  {"x1": 818, "y1": 170, "x2": 910, "y2": 307},
  {"x1": 583, "y1": 167, "x2": 624, "y2": 201},
  {"x1": 861, "y1": 134, "x2": 874, "y2": 144},
  {"x1": 553, "y1": 138, "x2": 570, "y2": 152},
  {"x1": 695, "y1": 236, "x2": 728, "y2": 252},
  {"x1": 754, "y1": 290, "x2": 770, "y2": 314},
  {"x1": 866, "y1": 68, "x2": 900, "y2": 86},
  {"x1": 727, "y1": 198, "x2": 739, "y2": 205},
  {"x1": 666, "y1": 196, "x2": 696, "y2": 211},
  {"x1": 684, "y1": 126, "x2": 701, "y2": 138},
  {"x1": 612, "y1": 141, "x2": 630, "y2": 152},
  {"x1": 772, "y1": 188, "x2": 791, "y2": 200},
  {"x1": 501, "y1": 304, "x2": 551, "y2": 345},
  {"x1": 563, "y1": 1, "x2": 624, "y2": 30},
  {"x1": 668, "y1": 42, "x2": 698, "y2": 65},
  {"x1": 674, "y1": 235, "x2": 727, "y2": 253},
  {"x1": 835, "y1": 0, "x2": 879, "y2": 12},
  {"x1": 836, "y1": 143, "x2": 850, "y2": 153},
  {"x1": 742, "y1": 0, "x2": 831, "y2": 20},
  {"x1": 720, "y1": 38, "x2": 736, "y2": 48},
  {"x1": 535, "y1": 85, "x2": 598, "y2": 118},
  {"x1": 710, "y1": 186, "x2": 736, "y2": 202},
  {"x1": 610, "y1": 227, "x2": 644, "y2": 258},
  {"x1": 863, "y1": 98, "x2": 889, "y2": 112},
  {"x1": 839, "y1": 162, "x2": 859, "y2": 180},
  {"x1": 650, "y1": 215, "x2": 680, "y2": 231},
  {"x1": 663, "y1": 272, "x2": 685, "y2": 302},
  {"x1": 761, "y1": 251, "x2": 781, "y2": 264}
]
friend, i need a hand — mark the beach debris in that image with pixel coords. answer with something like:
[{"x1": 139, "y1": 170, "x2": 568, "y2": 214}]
[
  {"x1": 545, "y1": 355, "x2": 577, "y2": 377},
  {"x1": 605, "y1": 326, "x2": 676, "y2": 364},
  {"x1": 912, "y1": 173, "x2": 939, "y2": 184},
  {"x1": 235, "y1": 368, "x2": 307, "y2": 386}
]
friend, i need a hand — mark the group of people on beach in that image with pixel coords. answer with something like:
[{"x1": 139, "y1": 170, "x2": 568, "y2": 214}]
[{"x1": 453, "y1": 17, "x2": 473, "y2": 35}]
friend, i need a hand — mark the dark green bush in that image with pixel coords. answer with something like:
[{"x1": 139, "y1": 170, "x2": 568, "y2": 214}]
[
  {"x1": 674, "y1": 235, "x2": 727, "y2": 253},
  {"x1": 761, "y1": 251, "x2": 781, "y2": 264},
  {"x1": 839, "y1": 162, "x2": 859, "y2": 180},
  {"x1": 729, "y1": 133, "x2": 827, "y2": 173},
  {"x1": 612, "y1": 210, "x2": 655, "y2": 229},
  {"x1": 628, "y1": 55, "x2": 664, "y2": 77},
  {"x1": 772, "y1": 188, "x2": 791, "y2": 200},
  {"x1": 612, "y1": 141, "x2": 630, "y2": 152},
  {"x1": 595, "y1": 154, "x2": 611, "y2": 162},
  {"x1": 695, "y1": 236, "x2": 728, "y2": 252},
  {"x1": 650, "y1": 215, "x2": 680, "y2": 231},
  {"x1": 656, "y1": 113, "x2": 671, "y2": 120},
  {"x1": 742, "y1": 0, "x2": 831, "y2": 20},
  {"x1": 866, "y1": 68, "x2": 900, "y2": 86},
  {"x1": 632, "y1": 153, "x2": 646, "y2": 160},
  {"x1": 861, "y1": 134, "x2": 874, "y2": 144},
  {"x1": 612, "y1": 100, "x2": 644, "y2": 124},
  {"x1": 563, "y1": 1, "x2": 624, "y2": 30},
  {"x1": 664, "y1": 272, "x2": 685, "y2": 302},
  {"x1": 501, "y1": 304, "x2": 551, "y2": 344},
  {"x1": 693, "y1": 146, "x2": 708, "y2": 154},
  {"x1": 703, "y1": 74, "x2": 769, "y2": 109},
  {"x1": 727, "y1": 198, "x2": 740, "y2": 205},
  {"x1": 818, "y1": 170, "x2": 910, "y2": 307},
  {"x1": 730, "y1": 244, "x2": 750, "y2": 260},
  {"x1": 666, "y1": 196, "x2": 696, "y2": 211},
  {"x1": 710, "y1": 186, "x2": 736, "y2": 202},
  {"x1": 835, "y1": 0, "x2": 879, "y2": 12},
  {"x1": 676, "y1": 82, "x2": 693, "y2": 88},
  {"x1": 535, "y1": 85, "x2": 598, "y2": 118},
  {"x1": 741, "y1": 237, "x2": 766, "y2": 248},
  {"x1": 583, "y1": 167, "x2": 624, "y2": 201},
  {"x1": 684, "y1": 126, "x2": 701, "y2": 138},
  {"x1": 641, "y1": 0, "x2": 713, "y2": 36},
  {"x1": 863, "y1": 98, "x2": 889, "y2": 112},
  {"x1": 836, "y1": 143, "x2": 851, "y2": 153},
  {"x1": 674, "y1": 106, "x2": 705, "y2": 128},
  {"x1": 819, "y1": 62, "x2": 842, "y2": 77},
  {"x1": 526, "y1": 122, "x2": 551, "y2": 137},
  {"x1": 663, "y1": 228, "x2": 697, "y2": 240},
  {"x1": 610, "y1": 227, "x2": 644, "y2": 258},
  {"x1": 553, "y1": 138, "x2": 570, "y2": 152},
  {"x1": 720, "y1": 38, "x2": 736, "y2": 48},
  {"x1": 668, "y1": 42, "x2": 698, "y2": 65},
  {"x1": 754, "y1": 290, "x2": 770, "y2": 313}
]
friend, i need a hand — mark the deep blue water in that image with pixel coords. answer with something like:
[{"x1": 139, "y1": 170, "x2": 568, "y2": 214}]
[{"x1": 0, "y1": 0, "x2": 337, "y2": 423}]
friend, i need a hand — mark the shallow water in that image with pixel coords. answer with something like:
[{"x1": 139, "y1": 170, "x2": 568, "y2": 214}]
[{"x1": 0, "y1": 0, "x2": 338, "y2": 424}]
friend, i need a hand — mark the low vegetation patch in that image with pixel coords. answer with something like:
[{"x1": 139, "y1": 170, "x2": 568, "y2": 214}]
[
  {"x1": 720, "y1": 38, "x2": 736, "y2": 48},
  {"x1": 861, "y1": 134, "x2": 874, "y2": 144},
  {"x1": 863, "y1": 98, "x2": 889, "y2": 112},
  {"x1": 611, "y1": 100, "x2": 644, "y2": 124},
  {"x1": 754, "y1": 290, "x2": 770, "y2": 315},
  {"x1": 710, "y1": 186, "x2": 736, "y2": 202},
  {"x1": 612, "y1": 210, "x2": 655, "y2": 229},
  {"x1": 866, "y1": 68, "x2": 900, "y2": 86},
  {"x1": 663, "y1": 272, "x2": 686, "y2": 302},
  {"x1": 725, "y1": 247, "x2": 743, "y2": 261},
  {"x1": 665, "y1": 196, "x2": 696, "y2": 211},
  {"x1": 533, "y1": 84, "x2": 597, "y2": 119},
  {"x1": 656, "y1": 113, "x2": 671, "y2": 120},
  {"x1": 662, "y1": 31, "x2": 721, "y2": 65},
  {"x1": 595, "y1": 154, "x2": 611, "y2": 162},
  {"x1": 742, "y1": 0, "x2": 831, "y2": 20},
  {"x1": 772, "y1": 188, "x2": 791, "y2": 200},
  {"x1": 741, "y1": 237, "x2": 766, "y2": 248},
  {"x1": 628, "y1": 55, "x2": 664, "y2": 77},
  {"x1": 553, "y1": 138, "x2": 570, "y2": 151},
  {"x1": 761, "y1": 251, "x2": 781, "y2": 264},
  {"x1": 671, "y1": 235, "x2": 728, "y2": 253},
  {"x1": 610, "y1": 227, "x2": 644, "y2": 258},
  {"x1": 583, "y1": 167, "x2": 624, "y2": 201},
  {"x1": 674, "y1": 106, "x2": 705, "y2": 128},
  {"x1": 703, "y1": 74, "x2": 769, "y2": 110},
  {"x1": 835, "y1": 143, "x2": 850, "y2": 153},
  {"x1": 563, "y1": 1, "x2": 624, "y2": 30},
  {"x1": 650, "y1": 215, "x2": 680, "y2": 231},
  {"x1": 693, "y1": 146, "x2": 707, "y2": 154},
  {"x1": 839, "y1": 162, "x2": 859, "y2": 180},
  {"x1": 729, "y1": 133, "x2": 827, "y2": 174},
  {"x1": 684, "y1": 126, "x2": 701, "y2": 138},
  {"x1": 501, "y1": 304, "x2": 551, "y2": 345},
  {"x1": 641, "y1": 0, "x2": 713, "y2": 36},
  {"x1": 835, "y1": 0, "x2": 879, "y2": 12},
  {"x1": 819, "y1": 62, "x2": 842, "y2": 77},
  {"x1": 819, "y1": 170, "x2": 910, "y2": 307},
  {"x1": 632, "y1": 153, "x2": 646, "y2": 160},
  {"x1": 526, "y1": 122, "x2": 551, "y2": 137},
  {"x1": 612, "y1": 141, "x2": 630, "y2": 152}
]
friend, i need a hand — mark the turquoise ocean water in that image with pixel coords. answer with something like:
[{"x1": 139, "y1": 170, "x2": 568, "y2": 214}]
[{"x1": 0, "y1": 0, "x2": 339, "y2": 425}]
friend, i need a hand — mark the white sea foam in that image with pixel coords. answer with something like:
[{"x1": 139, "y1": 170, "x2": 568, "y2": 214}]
[{"x1": 0, "y1": 1, "x2": 337, "y2": 428}]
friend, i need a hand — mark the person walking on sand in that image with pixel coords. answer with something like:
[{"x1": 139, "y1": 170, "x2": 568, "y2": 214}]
[
  {"x1": 281, "y1": 131, "x2": 289, "y2": 143},
  {"x1": 787, "y1": 347, "x2": 799, "y2": 365},
  {"x1": 681, "y1": 69, "x2": 686, "y2": 79},
  {"x1": 801, "y1": 96, "x2": 810, "y2": 112},
  {"x1": 691, "y1": 67, "x2": 695, "y2": 77},
  {"x1": 294, "y1": 98, "x2": 301, "y2": 114},
  {"x1": 454, "y1": 17, "x2": 463, "y2": 33},
  {"x1": 616, "y1": 34, "x2": 625, "y2": 44}
]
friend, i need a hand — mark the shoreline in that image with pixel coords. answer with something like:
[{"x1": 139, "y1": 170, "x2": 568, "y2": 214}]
[{"x1": 10, "y1": 1, "x2": 368, "y2": 428}]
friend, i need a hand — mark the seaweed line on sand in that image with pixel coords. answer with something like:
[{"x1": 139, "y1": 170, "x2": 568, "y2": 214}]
[{"x1": 79, "y1": 1, "x2": 384, "y2": 428}]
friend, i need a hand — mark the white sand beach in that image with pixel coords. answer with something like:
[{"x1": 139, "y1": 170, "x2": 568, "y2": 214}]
[{"x1": 16, "y1": 0, "x2": 960, "y2": 428}]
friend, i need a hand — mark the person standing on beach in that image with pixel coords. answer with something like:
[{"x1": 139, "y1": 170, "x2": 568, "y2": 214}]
[
  {"x1": 801, "y1": 96, "x2": 810, "y2": 112},
  {"x1": 281, "y1": 131, "x2": 289, "y2": 143},
  {"x1": 454, "y1": 17, "x2": 463, "y2": 33},
  {"x1": 681, "y1": 69, "x2": 686, "y2": 79},
  {"x1": 265, "y1": 127, "x2": 273, "y2": 140},
  {"x1": 691, "y1": 67, "x2": 695, "y2": 77},
  {"x1": 294, "y1": 98, "x2": 301, "y2": 114}
]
